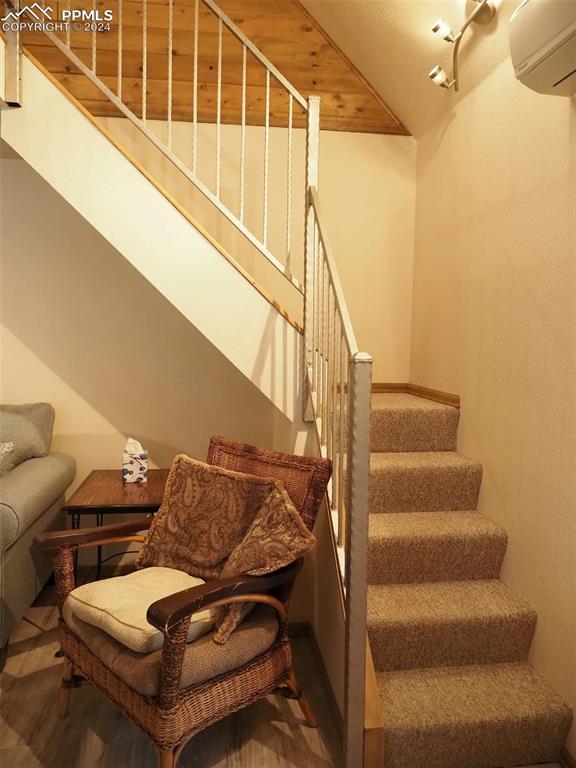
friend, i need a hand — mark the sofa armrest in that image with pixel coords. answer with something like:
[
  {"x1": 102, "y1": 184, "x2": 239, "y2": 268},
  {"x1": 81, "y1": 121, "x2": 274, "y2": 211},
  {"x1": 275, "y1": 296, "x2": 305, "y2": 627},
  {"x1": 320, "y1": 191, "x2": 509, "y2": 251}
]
[{"x1": 0, "y1": 452, "x2": 76, "y2": 551}]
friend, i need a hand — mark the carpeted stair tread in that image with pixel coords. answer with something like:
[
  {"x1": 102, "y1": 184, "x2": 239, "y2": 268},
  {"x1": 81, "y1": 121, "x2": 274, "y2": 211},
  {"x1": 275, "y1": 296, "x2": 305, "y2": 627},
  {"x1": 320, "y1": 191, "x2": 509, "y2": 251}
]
[
  {"x1": 371, "y1": 393, "x2": 459, "y2": 452},
  {"x1": 368, "y1": 580, "x2": 536, "y2": 670},
  {"x1": 376, "y1": 662, "x2": 573, "y2": 768},
  {"x1": 368, "y1": 511, "x2": 507, "y2": 583},
  {"x1": 370, "y1": 451, "x2": 482, "y2": 513}
]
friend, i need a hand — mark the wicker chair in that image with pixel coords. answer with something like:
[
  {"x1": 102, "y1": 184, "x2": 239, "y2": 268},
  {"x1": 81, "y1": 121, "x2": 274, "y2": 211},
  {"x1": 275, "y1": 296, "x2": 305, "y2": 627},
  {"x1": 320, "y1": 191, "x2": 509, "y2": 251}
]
[{"x1": 36, "y1": 436, "x2": 332, "y2": 768}]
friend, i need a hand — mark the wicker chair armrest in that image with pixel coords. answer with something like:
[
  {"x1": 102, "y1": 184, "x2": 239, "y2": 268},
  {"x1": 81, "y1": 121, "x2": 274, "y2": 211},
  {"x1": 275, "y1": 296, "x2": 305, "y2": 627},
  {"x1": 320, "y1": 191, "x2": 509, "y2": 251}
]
[
  {"x1": 192, "y1": 593, "x2": 287, "y2": 622},
  {"x1": 147, "y1": 560, "x2": 301, "y2": 634},
  {"x1": 35, "y1": 518, "x2": 152, "y2": 551}
]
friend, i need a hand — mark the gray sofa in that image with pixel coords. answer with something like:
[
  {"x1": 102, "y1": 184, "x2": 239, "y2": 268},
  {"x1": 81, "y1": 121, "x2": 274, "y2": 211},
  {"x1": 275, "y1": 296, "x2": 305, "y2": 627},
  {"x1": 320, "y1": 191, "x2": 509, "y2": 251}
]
[{"x1": 0, "y1": 403, "x2": 76, "y2": 664}]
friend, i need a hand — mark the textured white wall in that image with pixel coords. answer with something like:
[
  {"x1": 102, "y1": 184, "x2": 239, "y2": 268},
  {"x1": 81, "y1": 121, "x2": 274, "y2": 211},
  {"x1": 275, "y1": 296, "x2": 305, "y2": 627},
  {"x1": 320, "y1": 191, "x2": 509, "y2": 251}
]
[
  {"x1": 0, "y1": 154, "x2": 322, "y2": 620},
  {"x1": 101, "y1": 117, "x2": 417, "y2": 382},
  {"x1": 0, "y1": 158, "x2": 296, "y2": 489},
  {"x1": 411, "y1": 55, "x2": 576, "y2": 753},
  {"x1": 0, "y1": 53, "x2": 304, "y2": 423},
  {"x1": 300, "y1": 0, "x2": 517, "y2": 137}
]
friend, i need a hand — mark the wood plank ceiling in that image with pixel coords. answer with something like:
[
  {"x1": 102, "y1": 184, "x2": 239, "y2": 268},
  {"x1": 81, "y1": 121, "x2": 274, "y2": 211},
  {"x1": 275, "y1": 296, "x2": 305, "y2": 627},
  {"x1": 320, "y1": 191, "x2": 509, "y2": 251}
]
[{"x1": 22, "y1": 0, "x2": 409, "y2": 134}]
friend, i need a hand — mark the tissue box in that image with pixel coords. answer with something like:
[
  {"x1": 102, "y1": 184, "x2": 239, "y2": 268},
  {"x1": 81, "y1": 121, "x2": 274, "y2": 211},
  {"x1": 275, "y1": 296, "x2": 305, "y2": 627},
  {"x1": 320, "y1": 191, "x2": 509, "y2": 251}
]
[{"x1": 122, "y1": 450, "x2": 148, "y2": 483}]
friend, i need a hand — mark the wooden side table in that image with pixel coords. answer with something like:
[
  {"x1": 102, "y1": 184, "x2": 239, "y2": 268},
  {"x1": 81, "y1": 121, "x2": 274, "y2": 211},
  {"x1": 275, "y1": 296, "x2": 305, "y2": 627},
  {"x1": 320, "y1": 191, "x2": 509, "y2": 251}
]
[{"x1": 64, "y1": 469, "x2": 169, "y2": 579}]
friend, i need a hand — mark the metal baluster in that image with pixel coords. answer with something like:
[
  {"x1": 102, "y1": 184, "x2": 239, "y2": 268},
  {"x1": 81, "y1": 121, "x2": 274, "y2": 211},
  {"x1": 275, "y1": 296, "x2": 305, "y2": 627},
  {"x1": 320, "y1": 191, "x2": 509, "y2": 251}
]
[
  {"x1": 303, "y1": 96, "x2": 321, "y2": 421},
  {"x1": 333, "y1": 315, "x2": 342, "y2": 510},
  {"x1": 345, "y1": 362, "x2": 353, "y2": 548},
  {"x1": 167, "y1": 0, "x2": 173, "y2": 149},
  {"x1": 326, "y1": 287, "x2": 334, "y2": 458},
  {"x1": 215, "y1": 17, "x2": 222, "y2": 197},
  {"x1": 117, "y1": 0, "x2": 122, "y2": 99},
  {"x1": 239, "y1": 44, "x2": 247, "y2": 221},
  {"x1": 263, "y1": 69, "x2": 270, "y2": 248},
  {"x1": 321, "y1": 262, "x2": 329, "y2": 446},
  {"x1": 192, "y1": 0, "x2": 199, "y2": 175},
  {"x1": 318, "y1": 257, "x2": 325, "y2": 423},
  {"x1": 311, "y1": 221, "x2": 317, "y2": 394},
  {"x1": 314, "y1": 238, "x2": 322, "y2": 400},
  {"x1": 91, "y1": 0, "x2": 96, "y2": 72},
  {"x1": 142, "y1": 0, "x2": 147, "y2": 122},
  {"x1": 328, "y1": 290, "x2": 337, "y2": 461},
  {"x1": 337, "y1": 334, "x2": 346, "y2": 547},
  {"x1": 314, "y1": 240, "x2": 322, "y2": 402},
  {"x1": 286, "y1": 94, "x2": 293, "y2": 274}
]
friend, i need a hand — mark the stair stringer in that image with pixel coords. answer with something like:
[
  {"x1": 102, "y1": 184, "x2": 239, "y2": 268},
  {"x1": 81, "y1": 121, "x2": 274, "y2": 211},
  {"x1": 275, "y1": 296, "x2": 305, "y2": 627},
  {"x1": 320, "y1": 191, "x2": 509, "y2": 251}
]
[{"x1": 0, "y1": 43, "x2": 303, "y2": 423}]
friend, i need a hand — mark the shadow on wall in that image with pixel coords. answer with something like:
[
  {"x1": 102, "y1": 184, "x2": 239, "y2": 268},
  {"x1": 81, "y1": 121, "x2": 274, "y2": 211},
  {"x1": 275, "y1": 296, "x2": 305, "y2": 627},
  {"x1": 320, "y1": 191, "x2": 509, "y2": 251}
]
[{"x1": 0, "y1": 159, "x2": 293, "y2": 467}]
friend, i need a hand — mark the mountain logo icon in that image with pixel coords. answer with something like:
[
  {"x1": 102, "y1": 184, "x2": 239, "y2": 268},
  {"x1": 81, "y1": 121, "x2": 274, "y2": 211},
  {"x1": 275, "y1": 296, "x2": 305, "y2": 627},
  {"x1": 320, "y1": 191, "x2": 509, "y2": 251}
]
[{"x1": 1, "y1": 3, "x2": 53, "y2": 21}]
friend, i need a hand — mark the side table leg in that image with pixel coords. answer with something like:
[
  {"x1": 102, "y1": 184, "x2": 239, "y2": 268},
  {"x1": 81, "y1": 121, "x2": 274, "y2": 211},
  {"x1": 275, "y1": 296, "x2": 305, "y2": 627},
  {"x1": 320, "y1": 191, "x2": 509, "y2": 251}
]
[
  {"x1": 96, "y1": 511, "x2": 103, "y2": 580},
  {"x1": 71, "y1": 512, "x2": 79, "y2": 582}
]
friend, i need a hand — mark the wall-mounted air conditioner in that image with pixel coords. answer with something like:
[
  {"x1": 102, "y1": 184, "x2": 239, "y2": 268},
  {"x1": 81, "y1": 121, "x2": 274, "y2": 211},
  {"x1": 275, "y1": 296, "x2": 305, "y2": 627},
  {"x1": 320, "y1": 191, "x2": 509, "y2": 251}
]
[{"x1": 509, "y1": 0, "x2": 576, "y2": 95}]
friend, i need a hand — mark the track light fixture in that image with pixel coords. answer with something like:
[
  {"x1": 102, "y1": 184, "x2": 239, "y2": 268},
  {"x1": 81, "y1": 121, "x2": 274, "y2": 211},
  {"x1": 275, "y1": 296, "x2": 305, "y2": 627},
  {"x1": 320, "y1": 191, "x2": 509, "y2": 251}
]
[
  {"x1": 428, "y1": 64, "x2": 455, "y2": 89},
  {"x1": 428, "y1": 0, "x2": 496, "y2": 92},
  {"x1": 432, "y1": 17, "x2": 455, "y2": 43}
]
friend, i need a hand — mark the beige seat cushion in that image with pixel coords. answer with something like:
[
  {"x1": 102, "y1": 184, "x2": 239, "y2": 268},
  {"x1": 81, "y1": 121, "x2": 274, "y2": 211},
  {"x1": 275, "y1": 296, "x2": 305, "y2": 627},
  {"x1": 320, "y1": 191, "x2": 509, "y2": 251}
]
[
  {"x1": 136, "y1": 454, "x2": 315, "y2": 643},
  {"x1": 66, "y1": 567, "x2": 214, "y2": 653},
  {"x1": 62, "y1": 602, "x2": 280, "y2": 697}
]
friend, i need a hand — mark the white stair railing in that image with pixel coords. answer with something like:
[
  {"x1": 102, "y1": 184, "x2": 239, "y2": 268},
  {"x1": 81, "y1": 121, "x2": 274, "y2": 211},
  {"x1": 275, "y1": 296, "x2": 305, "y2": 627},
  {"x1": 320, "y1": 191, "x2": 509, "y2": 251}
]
[
  {"x1": 304, "y1": 96, "x2": 373, "y2": 767},
  {"x1": 20, "y1": 0, "x2": 307, "y2": 291},
  {"x1": 3, "y1": 6, "x2": 373, "y2": 765},
  {"x1": 303, "y1": 182, "x2": 373, "y2": 768}
]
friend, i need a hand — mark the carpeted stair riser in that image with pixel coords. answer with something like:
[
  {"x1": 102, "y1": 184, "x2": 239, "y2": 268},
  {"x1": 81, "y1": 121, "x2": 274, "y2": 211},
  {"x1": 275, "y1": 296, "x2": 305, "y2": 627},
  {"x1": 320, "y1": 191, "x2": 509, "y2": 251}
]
[
  {"x1": 377, "y1": 663, "x2": 573, "y2": 768},
  {"x1": 371, "y1": 393, "x2": 459, "y2": 452},
  {"x1": 368, "y1": 512, "x2": 507, "y2": 583},
  {"x1": 369, "y1": 452, "x2": 482, "y2": 514},
  {"x1": 368, "y1": 580, "x2": 536, "y2": 671},
  {"x1": 366, "y1": 393, "x2": 572, "y2": 767}
]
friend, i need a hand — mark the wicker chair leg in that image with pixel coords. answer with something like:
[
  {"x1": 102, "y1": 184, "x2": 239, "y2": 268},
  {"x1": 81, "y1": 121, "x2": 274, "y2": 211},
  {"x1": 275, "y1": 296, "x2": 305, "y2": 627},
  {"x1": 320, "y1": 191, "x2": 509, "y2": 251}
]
[
  {"x1": 155, "y1": 746, "x2": 176, "y2": 768},
  {"x1": 285, "y1": 672, "x2": 318, "y2": 728},
  {"x1": 59, "y1": 659, "x2": 73, "y2": 717}
]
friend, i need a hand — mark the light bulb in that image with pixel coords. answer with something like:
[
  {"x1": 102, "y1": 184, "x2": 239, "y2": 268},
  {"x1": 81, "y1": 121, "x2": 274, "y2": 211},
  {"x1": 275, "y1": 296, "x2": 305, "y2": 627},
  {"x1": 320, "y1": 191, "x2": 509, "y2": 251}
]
[
  {"x1": 432, "y1": 17, "x2": 455, "y2": 42},
  {"x1": 428, "y1": 65, "x2": 449, "y2": 87}
]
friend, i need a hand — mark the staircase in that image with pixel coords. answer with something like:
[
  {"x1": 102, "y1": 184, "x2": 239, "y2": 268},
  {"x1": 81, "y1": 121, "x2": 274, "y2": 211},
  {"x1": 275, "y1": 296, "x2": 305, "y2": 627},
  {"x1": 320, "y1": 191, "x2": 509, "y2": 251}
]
[
  {"x1": 1, "y1": 3, "x2": 573, "y2": 764},
  {"x1": 367, "y1": 393, "x2": 572, "y2": 768}
]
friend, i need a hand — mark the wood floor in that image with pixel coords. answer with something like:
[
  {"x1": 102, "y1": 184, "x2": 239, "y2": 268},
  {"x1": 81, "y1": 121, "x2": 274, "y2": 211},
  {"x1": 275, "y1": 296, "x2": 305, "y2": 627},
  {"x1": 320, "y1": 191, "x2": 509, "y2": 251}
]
[
  {"x1": 0, "y1": 587, "x2": 566, "y2": 768},
  {"x1": 0, "y1": 587, "x2": 340, "y2": 768}
]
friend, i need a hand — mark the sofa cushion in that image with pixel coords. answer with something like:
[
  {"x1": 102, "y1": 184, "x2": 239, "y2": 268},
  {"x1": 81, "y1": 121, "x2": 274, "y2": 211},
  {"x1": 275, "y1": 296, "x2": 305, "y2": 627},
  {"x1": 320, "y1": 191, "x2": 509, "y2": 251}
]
[
  {"x1": 0, "y1": 442, "x2": 16, "y2": 478},
  {"x1": 0, "y1": 452, "x2": 76, "y2": 551},
  {"x1": 67, "y1": 567, "x2": 215, "y2": 653},
  {"x1": 0, "y1": 403, "x2": 55, "y2": 468},
  {"x1": 62, "y1": 602, "x2": 279, "y2": 697}
]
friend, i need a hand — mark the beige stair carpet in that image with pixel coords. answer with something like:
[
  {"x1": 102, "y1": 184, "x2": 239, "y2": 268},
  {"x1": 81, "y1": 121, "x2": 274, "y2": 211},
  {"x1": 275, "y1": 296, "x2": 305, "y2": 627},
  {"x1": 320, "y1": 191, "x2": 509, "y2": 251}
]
[
  {"x1": 369, "y1": 452, "x2": 482, "y2": 514},
  {"x1": 367, "y1": 580, "x2": 536, "y2": 671},
  {"x1": 368, "y1": 511, "x2": 507, "y2": 583},
  {"x1": 371, "y1": 393, "x2": 459, "y2": 453},
  {"x1": 367, "y1": 393, "x2": 572, "y2": 768},
  {"x1": 377, "y1": 663, "x2": 572, "y2": 768}
]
